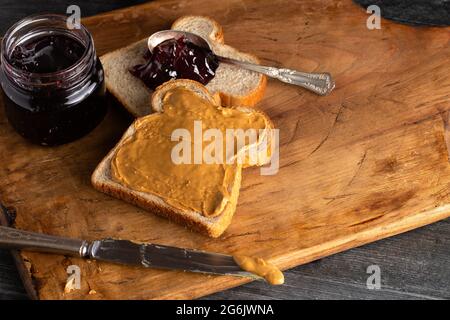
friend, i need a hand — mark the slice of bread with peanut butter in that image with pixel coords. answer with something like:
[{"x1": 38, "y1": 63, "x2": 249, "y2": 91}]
[
  {"x1": 100, "y1": 15, "x2": 267, "y2": 118},
  {"x1": 92, "y1": 80, "x2": 274, "y2": 237}
]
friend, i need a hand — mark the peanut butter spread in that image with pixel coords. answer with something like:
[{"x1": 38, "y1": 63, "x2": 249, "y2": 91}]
[
  {"x1": 111, "y1": 88, "x2": 268, "y2": 217},
  {"x1": 233, "y1": 255, "x2": 284, "y2": 285}
]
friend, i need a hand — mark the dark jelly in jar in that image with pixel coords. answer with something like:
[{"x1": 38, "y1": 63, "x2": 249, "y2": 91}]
[
  {"x1": 0, "y1": 14, "x2": 107, "y2": 146},
  {"x1": 10, "y1": 34, "x2": 86, "y2": 73},
  {"x1": 130, "y1": 36, "x2": 219, "y2": 90}
]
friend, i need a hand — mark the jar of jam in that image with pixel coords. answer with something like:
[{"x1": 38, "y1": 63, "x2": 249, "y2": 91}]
[{"x1": 0, "y1": 14, "x2": 106, "y2": 146}]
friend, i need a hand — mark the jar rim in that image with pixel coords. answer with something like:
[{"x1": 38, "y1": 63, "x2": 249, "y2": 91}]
[{"x1": 1, "y1": 13, "x2": 95, "y2": 88}]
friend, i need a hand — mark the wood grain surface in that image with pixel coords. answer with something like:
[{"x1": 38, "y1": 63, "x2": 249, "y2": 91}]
[{"x1": 1, "y1": 0, "x2": 450, "y2": 300}]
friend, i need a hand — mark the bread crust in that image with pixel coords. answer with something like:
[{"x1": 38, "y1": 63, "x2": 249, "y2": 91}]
[
  {"x1": 151, "y1": 79, "x2": 217, "y2": 112},
  {"x1": 171, "y1": 15, "x2": 225, "y2": 44}
]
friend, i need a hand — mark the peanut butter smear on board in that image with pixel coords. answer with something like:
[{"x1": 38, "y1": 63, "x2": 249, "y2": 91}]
[
  {"x1": 233, "y1": 255, "x2": 284, "y2": 285},
  {"x1": 110, "y1": 88, "x2": 268, "y2": 217}
]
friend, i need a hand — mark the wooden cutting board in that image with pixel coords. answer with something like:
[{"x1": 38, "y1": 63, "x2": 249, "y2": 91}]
[{"x1": 1, "y1": 0, "x2": 450, "y2": 300}]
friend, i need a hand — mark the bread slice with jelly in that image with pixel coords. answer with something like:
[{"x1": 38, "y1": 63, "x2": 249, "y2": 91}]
[
  {"x1": 100, "y1": 15, "x2": 267, "y2": 117},
  {"x1": 92, "y1": 80, "x2": 274, "y2": 237}
]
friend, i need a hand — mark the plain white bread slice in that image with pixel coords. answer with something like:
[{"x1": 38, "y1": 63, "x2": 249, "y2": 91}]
[{"x1": 100, "y1": 15, "x2": 267, "y2": 117}]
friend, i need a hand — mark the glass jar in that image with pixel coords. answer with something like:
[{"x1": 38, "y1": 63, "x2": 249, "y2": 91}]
[{"x1": 0, "y1": 14, "x2": 107, "y2": 146}]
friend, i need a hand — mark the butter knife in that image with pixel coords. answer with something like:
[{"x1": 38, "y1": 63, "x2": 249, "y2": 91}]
[{"x1": 0, "y1": 226, "x2": 262, "y2": 280}]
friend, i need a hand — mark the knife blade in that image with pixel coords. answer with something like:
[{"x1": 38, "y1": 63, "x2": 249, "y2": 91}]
[
  {"x1": 0, "y1": 226, "x2": 262, "y2": 280},
  {"x1": 87, "y1": 238, "x2": 262, "y2": 279}
]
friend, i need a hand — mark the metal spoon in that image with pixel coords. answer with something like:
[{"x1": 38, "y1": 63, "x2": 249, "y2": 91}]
[{"x1": 148, "y1": 30, "x2": 335, "y2": 96}]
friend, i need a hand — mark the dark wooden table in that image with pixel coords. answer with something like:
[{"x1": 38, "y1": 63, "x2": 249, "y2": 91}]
[{"x1": 0, "y1": 0, "x2": 449, "y2": 300}]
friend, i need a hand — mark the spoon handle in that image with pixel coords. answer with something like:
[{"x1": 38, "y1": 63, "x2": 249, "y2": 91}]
[{"x1": 218, "y1": 56, "x2": 335, "y2": 96}]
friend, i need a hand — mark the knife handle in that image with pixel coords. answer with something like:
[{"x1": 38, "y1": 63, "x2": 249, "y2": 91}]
[{"x1": 0, "y1": 225, "x2": 87, "y2": 257}]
